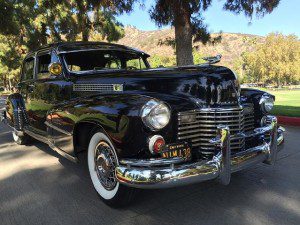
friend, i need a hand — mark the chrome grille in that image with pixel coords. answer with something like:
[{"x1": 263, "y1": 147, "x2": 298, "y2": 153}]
[
  {"x1": 178, "y1": 106, "x2": 255, "y2": 153},
  {"x1": 73, "y1": 84, "x2": 123, "y2": 92}
]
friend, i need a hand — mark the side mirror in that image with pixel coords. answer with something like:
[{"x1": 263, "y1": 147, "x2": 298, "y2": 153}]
[{"x1": 48, "y1": 62, "x2": 63, "y2": 76}]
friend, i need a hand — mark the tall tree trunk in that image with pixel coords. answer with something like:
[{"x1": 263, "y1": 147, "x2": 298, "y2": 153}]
[
  {"x1": 174, "y1": 3, "x2": 193, "y2": 66},
  {"x1": 77, "y1": 1, "x2": 90, "y2": 41},
  {"x1": 8, "y1": 78, "x2": 12, "y2": 91},
  {"x1": 82, "y1": 13, "x2": 90, "y2": 41},
  {"x1": 40, "y1": 23, "x2": 48, "y2": 45},
  {"x1": 82, "y1": 27, "x2": 89, "y2": 42}
]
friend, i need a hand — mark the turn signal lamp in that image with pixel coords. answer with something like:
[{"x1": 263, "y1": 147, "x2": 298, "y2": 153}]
[{"x1": 149, "y1": 135, "x2": 165, "y2": 154}]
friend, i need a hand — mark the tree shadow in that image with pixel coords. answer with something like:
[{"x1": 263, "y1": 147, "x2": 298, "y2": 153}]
[{"x1": 0, "y1": 126, "x2": 300, "y2": 225}]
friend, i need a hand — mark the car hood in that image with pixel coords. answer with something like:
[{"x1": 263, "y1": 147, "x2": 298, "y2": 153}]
[{"x1": 72, "y1": 65, "x2": 240, "y2": 109}]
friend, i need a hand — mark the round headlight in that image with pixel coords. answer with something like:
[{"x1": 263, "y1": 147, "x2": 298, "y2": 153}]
[
  {"x1": 259, "y1": 94, "x2": 274, "y2": 113},
  {"x1": 141, "y1": 100, "x2": 171, "y2": 130}
]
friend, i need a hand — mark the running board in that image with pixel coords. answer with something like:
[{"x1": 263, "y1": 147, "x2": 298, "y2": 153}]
[{"x1": 24, "y1": 128, "x2": 78, "y2": 163}]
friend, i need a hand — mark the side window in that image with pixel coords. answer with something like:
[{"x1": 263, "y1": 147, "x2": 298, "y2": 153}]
[
  {"x1": 103, "y1": 54, "x2": 121, "y2": 69},
  {"x1": 105, "y1": 59, "x2": 121, "y2": 69},
  {"x1": 22, "y1": 58, "x2": 34, "y2": 81},
  {"x1": 37, "y1": 53, "x2": 51, "y2": 79},
  {"x1": 126, "y1": 58, "x2": 146, "y2": 69}
]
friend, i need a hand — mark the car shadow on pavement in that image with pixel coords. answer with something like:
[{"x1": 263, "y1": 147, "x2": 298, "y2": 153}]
[{"x1": 0, "y1": 126, "x2": 300, "y2": 225}]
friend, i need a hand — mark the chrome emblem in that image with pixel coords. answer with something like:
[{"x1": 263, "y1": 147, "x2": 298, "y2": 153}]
[{"x1": 113, "y1": 84, "x2": 123, "y2": 92}]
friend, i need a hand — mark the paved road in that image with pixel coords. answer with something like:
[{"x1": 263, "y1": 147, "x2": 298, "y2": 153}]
[{"x1": 0, "y1": 97, "x2": 300, "y2": 225}]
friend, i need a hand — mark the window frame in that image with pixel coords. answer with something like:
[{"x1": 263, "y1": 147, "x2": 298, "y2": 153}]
[
  {"x1": 34, "y1": 49, "x2": 63, "y2": 80},
  {"x1": 35, "y1": 50, "x2": 52, "y2": 80},
  {"x1": 21, "y1": 56, "x2": 36, "y2": 82}
]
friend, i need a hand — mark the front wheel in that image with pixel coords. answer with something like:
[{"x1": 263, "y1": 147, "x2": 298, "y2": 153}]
[{"x1": 87, "y1": 132, "x2": 135, "y2": 207}]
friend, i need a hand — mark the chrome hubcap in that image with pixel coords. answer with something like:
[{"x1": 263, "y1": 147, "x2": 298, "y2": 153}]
[{"x1": 94, "y1": 141, "x2": 117, "y2": 190}]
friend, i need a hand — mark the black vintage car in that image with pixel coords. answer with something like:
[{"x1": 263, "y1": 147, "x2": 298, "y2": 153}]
[{"x1": 1, "y1": 42, "x2": 285, "y2": 207}]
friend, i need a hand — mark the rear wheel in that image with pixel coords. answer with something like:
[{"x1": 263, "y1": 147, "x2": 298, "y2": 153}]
[
  {"x1": 87, "y1": 132, "x2": 136, "y2": 207},
  {"x1": 12, "y1": 131, "x2": 31, "y2": 145}
]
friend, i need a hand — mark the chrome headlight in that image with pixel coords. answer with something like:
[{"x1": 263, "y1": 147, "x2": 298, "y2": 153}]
[
  {"x1": 259, "y1": 94, "x2": 274, "y2": 113},
  {"x1": 141, "y1": 100, "x2": 171, "y2": 130}
]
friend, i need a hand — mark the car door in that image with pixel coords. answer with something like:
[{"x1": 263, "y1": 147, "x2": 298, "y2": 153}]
[
  {"x1": 26, "y1": 50, "x2": 71, "y2": 137},
  {"x1": 33, "y1": 50, "x2": 75, "y2": 150},
  {"x1": 18, "y1": 56, "x2": 36, "y2": 127},
  {"x1": 21, "y1": 50, "x2": 52, "y2": 135}
]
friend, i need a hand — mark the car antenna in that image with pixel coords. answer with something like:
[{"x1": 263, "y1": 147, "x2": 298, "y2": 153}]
[{"x1": 202, "y1": 54, "x2": 222, "y2": 64}]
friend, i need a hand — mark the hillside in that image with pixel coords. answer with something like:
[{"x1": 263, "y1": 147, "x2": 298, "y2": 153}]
[{"x1": 117, "y1": 26, "x2": 264, "y2": 66}]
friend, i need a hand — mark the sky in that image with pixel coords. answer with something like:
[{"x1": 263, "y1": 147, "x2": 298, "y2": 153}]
[{"x1": 117, "y1": 0, "x2": 300, "y2": 37}]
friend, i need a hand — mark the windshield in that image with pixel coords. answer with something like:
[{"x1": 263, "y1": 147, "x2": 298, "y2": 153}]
[{"x1": 63, "y1": 50, "x2": 149, "y2": 73}]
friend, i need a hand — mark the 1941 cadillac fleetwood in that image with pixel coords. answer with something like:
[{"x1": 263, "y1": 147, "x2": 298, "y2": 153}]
[{"x1": 0, "y1": 42, "x2": 285, "y2": 207}]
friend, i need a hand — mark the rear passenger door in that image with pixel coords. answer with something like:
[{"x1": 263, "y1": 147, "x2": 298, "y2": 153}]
[
  {"x1": 23, "y1": 51, "x2": 52, "y2": 134},
  {"x1": 18, "y1": 56, "x2": 35, "y2": 125}
]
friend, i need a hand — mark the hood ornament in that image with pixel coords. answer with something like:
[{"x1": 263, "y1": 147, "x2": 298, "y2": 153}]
[{"x1": 203, "y1": 54, "x2": 222, "y2": 64}]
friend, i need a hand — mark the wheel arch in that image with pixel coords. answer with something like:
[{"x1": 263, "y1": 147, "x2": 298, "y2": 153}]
[
  {"x1": 6, "y1": 93, "x2": 28, "y2": 130},
  {"x1": 73, "y1": 119, "x2": 114, "y2": 157}
]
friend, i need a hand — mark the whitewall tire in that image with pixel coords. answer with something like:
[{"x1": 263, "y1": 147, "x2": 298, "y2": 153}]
[{"x1": 87, "y1": 131, "x2": 135, "y2": 207}]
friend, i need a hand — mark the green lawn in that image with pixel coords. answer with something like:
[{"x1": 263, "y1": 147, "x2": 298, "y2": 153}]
[{"x1": 258, "y1": 89, "x2": 300, "y2": 117}]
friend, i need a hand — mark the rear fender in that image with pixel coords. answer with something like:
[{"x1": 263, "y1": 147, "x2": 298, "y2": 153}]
[{"x1": 6, "y1": 93, "x2": 29, "y2": 130}]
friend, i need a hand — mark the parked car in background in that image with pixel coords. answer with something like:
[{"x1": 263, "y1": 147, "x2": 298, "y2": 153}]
[{"x1": 1, "y1": 42, "x2": 285, "y2": 207}]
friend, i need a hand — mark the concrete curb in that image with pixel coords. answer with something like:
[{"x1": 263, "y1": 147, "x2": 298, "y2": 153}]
[{"x1": 277, "y1": 116, "x2": 300, "y2": 126}]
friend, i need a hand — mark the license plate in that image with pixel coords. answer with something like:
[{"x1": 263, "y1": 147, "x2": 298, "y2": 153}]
[{"x1": 161, "y1": 143, "x2": 191, "y2": 159}]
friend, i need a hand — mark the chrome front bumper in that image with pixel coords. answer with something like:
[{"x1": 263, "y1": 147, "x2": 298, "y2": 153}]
[{"x1": 116, "y1": 116, "x2": 285, "y2": 189}]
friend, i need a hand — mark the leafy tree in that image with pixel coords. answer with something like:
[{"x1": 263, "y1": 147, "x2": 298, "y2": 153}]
[
  {"x1": 242, "y1": 33, "x2": 300, "y2": 86},
  {"x1": 0, "y1": 0, "x2": 137, "y2": 90},
  {"x1": 0, "y1": 34, "x2": 27, "y2": 91},
  {"x1": 149, "y1": 0, "x2": 280, "y2": 66},
  {"x1": 148, "y1": 55, "x2": 176, "y2": 67}
]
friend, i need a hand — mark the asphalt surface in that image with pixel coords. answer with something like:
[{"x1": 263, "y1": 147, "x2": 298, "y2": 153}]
[{"x1": 0, "y1": 97, "x2": 300, "y2": 225}]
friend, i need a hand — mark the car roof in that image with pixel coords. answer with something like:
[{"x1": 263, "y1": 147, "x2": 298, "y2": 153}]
[{"x1": 30, "y1": 41, "x2": 149, "y2": 56}]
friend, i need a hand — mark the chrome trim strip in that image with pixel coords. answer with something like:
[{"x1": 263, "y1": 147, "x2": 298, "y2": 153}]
[
  {"x1": 24, "y1": 128, "x2": 78, "y2": 163},
  {"x1": 119, "y1": 157, "x2": 186, "y2": 167},
  {"x1": 115, "y1": 116, "x2": 282, "y2": 189},
  {"x1": 178, "y1": 107, "x2": 243, "y2": 115},
  {"x1": 45, "y1": 121, "x2": 72, "y2": 136},
  {"x1": 49, "y1": 144, "x2": 78, "y2": 163}
]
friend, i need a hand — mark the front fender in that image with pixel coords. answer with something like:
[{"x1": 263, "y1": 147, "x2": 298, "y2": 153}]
[
  {"x1": 241, "y1": 88, "x2": 275, "y2": 125},
  {"x1": 51, "y1": 94, "x2": 158, "y2": 158}
]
